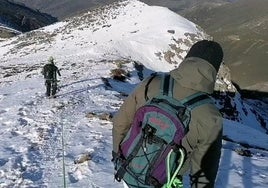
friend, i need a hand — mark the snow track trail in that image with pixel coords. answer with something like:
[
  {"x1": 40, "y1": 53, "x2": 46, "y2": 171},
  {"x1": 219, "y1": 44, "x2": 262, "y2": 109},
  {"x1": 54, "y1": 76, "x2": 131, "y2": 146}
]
[
  {"x1": 0, "y1": 63, "x2": 123, "y2": 187},
  {"x1": 37, "y1": 59, "x2": 124, "y2": 187}
]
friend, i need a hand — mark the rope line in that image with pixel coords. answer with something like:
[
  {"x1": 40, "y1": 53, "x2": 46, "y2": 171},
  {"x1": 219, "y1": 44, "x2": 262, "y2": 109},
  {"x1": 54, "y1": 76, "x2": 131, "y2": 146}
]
[{"x1": 61, "y1": 122, "x2": 67, "y2": 188}]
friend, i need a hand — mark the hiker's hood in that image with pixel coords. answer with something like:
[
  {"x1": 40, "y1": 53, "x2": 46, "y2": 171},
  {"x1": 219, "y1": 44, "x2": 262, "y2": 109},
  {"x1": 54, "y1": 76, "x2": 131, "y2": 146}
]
[{"x1": 170, "y1": 57, "x2": 217, "y2": 94}]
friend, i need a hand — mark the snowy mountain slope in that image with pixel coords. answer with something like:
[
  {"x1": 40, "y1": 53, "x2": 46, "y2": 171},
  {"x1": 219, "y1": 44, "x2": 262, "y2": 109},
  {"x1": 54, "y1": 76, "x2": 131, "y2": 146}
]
[
  {"x1": 213, "y1": 65, "x2": 268, "y2": 134},
  {"x1": 215, "y1": 91, "x2": 268, "y2": 134},
  {"x1": 0, "y1": 0, "x2": 207, "y2": 74},
  {"x1": 0, "y1": 0, "x2": 267, "y2": 187}
]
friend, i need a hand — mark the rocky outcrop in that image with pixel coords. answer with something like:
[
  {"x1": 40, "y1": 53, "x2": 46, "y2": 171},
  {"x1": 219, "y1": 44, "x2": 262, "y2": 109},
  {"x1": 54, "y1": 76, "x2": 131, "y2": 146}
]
[
  {"x1": 212, "y1": 64, "x2": 268, "y2": 133},
  {"x1": 215, "y1": 63, "x2": 236, "y2": 92}
]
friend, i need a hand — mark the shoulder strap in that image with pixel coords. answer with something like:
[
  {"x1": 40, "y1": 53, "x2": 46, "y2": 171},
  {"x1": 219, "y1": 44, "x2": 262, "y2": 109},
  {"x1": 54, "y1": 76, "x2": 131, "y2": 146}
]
[
  {"x1": 181, "y1": 92, "x2": 213, "y2": 110},
  {"x1": 147, "y1": 73, "x2": 213, "y2": 109},
  {"x1": 144, "y1": 72, "x2": 157, "y2": 101},
  {"x1": 160, "y1": 74, "x2": 213, "y2": 110},
  {"x1": 160, "y1": 74, "x2": 174, "y2": 97}
]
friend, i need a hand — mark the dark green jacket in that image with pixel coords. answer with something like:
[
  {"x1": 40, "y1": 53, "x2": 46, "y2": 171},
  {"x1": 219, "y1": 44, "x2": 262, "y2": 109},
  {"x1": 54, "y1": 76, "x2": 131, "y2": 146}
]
[
  {"x1": 112, "y1": 57, "x2": 223, "y2": 187},
  {"x1": 42, "y1": 64, "x2": 61, "y2": 81}
]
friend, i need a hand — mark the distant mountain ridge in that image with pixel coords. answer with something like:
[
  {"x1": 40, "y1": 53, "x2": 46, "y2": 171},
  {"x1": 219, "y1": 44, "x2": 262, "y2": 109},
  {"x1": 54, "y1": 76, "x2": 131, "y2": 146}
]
[
  {"x1": 12, "y1": 0, "x2": 119, "y2": 19},
  {"x1": 0, "y1": 0, "x2": 57, "y2": 34},
  {"x1": 180, "y1": 0, "x2": 268, "y2": 92}
]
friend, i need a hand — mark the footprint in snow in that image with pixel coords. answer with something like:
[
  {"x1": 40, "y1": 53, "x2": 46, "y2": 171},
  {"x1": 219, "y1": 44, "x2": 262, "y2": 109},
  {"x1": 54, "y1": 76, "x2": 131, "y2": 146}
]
[
  {"x1": 18, "y1": 117, "x2": 28, "y2": 126},
  {"x1": 0, "y1": 94, "x2": 6, "y2": 102},
  {"x1": 17, "y1": 107, "x2": 30, "y2": 116},
  {"x1": 68, "y1": 172, "x2": 79, "y2": 183},
  {"x1": 0, "y1": 158, "x2": 8, "y2": 167},
  {"x1": 0, "y1": 109, "x2": 8, "y2": 114}
]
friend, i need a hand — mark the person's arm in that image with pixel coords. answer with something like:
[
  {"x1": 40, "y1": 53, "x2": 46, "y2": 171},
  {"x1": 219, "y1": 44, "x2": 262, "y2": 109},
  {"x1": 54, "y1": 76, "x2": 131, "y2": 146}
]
[
  {"x1": 112, "y1": 76, "x2": 155, "y2": 153},
  {"x1": 57, "y1": 67, "x2": 61, "y2": 77},
  {"x1": 42, "y1": 65, "x2": 46, "y2": 76},
  {"x1": 182, "y1": 105, "x2": 222, "y2": 187},
  {"x1": 112, "y1": 91, "x2": 137, "y2": 153}
]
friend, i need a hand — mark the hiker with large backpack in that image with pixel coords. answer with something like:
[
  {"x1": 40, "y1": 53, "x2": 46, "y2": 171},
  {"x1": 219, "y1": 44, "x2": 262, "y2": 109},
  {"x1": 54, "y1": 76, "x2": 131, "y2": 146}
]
[
  {"x1": 42, "y1": 56, "x2": 61, "y2": 97},
  {"x1": 112, "y1": 40, "x2": 223, "y2": 188}
]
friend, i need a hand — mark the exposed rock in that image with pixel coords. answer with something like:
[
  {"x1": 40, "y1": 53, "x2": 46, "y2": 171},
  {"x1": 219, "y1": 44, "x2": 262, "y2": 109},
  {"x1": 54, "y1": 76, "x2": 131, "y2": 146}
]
[
  {"x1": 101, "y1": 77, "x2": 112, "y2": 88},
  {"x1": 167, "y1": 29, "x2": 175, "y2": 34},
  {"x1": 110, "y1": 68, "x2": 130, "y2": 82},
  {"x1": 235, "y1": 148, "x2": 253, "y2": 157},
  {"x1": 134, "y1": 61, "x2": 144, "y2": 81},
  {"x1": 86, "y1": 112, "x2": 113, "y2": 121},
  {"x1": 215, "y1": 64, "x2": 236, "y2": 92},
  {"x1": 163, "y1": 50, "x2": 176, "y2": 64},
  {"x1": 74, "y1": 153, "x2": 92, "y2": 164}
]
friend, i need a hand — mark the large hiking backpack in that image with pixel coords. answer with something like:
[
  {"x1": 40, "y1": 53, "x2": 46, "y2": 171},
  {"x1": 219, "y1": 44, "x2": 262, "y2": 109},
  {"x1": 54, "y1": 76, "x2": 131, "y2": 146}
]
[{"x1": 114, "y1": 74, "x2": 213, "y2": 188}]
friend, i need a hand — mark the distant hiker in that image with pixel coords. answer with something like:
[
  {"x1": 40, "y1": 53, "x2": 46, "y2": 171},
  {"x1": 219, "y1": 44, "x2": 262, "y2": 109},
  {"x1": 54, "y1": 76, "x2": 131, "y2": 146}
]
[
  {"x1": 42, "y1": 56, "x2": 61, "y2": 97},
  {"x1": 112, "y1": 40, "x2": 223, "y2": 187}
]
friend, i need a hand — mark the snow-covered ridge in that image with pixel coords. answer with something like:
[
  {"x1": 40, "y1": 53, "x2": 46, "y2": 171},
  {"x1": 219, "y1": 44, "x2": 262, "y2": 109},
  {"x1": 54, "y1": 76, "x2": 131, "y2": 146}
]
[
  {"x1": 0, "y1": 25, "x2": 21, "y2": 34},
  {"x1": 0, "y1": 0, "x2": 207, "y2": 72}
]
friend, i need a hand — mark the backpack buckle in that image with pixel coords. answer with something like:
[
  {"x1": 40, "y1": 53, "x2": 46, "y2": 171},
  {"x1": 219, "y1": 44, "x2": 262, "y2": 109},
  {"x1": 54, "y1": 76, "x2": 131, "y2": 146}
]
[{"x1": 143, "y1": 125, "x2": 157, "y2": 144}]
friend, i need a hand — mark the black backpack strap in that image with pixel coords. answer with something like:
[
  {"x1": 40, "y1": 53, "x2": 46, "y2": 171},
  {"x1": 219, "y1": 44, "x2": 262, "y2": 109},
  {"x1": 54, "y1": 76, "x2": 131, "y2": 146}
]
[
  {"x1": 145, "y1": 72, "x2": 157, "y2": 101},
  {"x1": 160, "y1": 74, "x2": 169, "y2": 96},
  {"x1": 160, "y1": 73, "x2": 175, "y2": 97},
  {"x1": 160, "y1": 74, "x2": 174, "y2": 97},
  {"x1": 147, "y1": 74, "x2": 212, "y2": 110},
  {"x1": 182, "y1": 92, "x2": 213, "y2": 110}
]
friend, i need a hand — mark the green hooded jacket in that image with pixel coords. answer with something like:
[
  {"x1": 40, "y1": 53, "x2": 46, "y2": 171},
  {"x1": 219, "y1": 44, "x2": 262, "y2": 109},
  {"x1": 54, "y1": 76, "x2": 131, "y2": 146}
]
[
  {"x1": 42, "y1": 61, "x2": 61, "y2": 81},
  {"x1": 112, "y1": 57, "x2": 223, "y2": 188}
]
